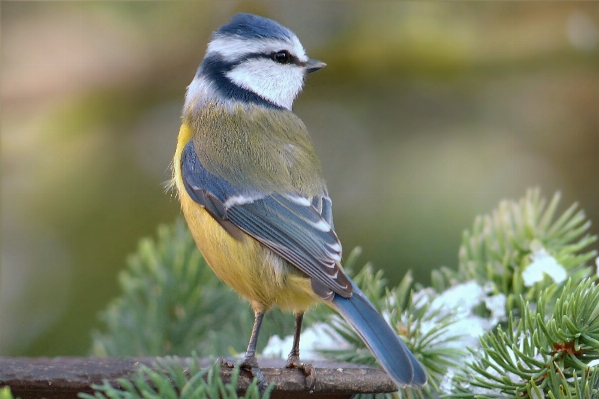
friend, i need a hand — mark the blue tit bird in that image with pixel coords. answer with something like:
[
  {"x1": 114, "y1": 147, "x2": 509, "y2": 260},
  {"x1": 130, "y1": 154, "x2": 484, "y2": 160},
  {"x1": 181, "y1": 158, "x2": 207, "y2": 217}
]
[{"x1": 172, "y1": 12, "x2": 427, "y2": 392}]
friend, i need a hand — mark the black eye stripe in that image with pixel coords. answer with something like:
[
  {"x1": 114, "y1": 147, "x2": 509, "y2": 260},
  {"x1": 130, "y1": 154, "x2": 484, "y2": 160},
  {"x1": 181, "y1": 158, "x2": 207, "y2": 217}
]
[{"x1": 233, "y1": 51, "x2": 302, "y2": 67}]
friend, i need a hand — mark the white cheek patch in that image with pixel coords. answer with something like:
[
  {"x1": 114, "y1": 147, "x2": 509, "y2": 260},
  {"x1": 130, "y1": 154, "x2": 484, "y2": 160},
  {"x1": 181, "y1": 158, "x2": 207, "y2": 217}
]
[{"x1": 226, "y1": 58, "x2": 305, "y2": 110}]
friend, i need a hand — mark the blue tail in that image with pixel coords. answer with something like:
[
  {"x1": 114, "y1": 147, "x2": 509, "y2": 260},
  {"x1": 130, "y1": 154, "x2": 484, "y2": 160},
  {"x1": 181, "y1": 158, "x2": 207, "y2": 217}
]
[{"x1": 331, "y1": 280, "x2": 427, "y2": 387}]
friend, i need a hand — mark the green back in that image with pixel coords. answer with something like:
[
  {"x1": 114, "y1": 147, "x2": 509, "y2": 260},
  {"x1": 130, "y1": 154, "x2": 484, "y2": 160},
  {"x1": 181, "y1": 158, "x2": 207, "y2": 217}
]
[{"x1": 187, "y1": 104, "x2": 326, "y2": 196}]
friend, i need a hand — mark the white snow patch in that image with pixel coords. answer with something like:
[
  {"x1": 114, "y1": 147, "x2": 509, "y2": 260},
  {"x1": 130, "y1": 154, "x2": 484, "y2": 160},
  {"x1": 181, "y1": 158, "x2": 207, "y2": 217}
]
[
  {"x1": 523, "y1": 247, "x2": 566, "y2": 286},
  {"x1": 412, "y1": 281, "x2": 506, "y2": 357},
  {"x1": 262, "y1": 321, "x2": 351, "y2": 360}
]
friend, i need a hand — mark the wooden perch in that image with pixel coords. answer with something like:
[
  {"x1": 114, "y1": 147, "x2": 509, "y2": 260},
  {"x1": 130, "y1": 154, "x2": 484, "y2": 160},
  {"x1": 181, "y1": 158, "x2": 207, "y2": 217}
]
[{"x1": 0, "y1": 357, "x2": 399, "y2": 399}]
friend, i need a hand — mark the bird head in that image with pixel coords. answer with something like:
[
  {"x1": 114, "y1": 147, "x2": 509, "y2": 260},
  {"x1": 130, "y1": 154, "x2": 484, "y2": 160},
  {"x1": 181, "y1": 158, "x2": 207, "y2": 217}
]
[{"x1": 185, "y1": 13, "x2": 325, "y2": 112}]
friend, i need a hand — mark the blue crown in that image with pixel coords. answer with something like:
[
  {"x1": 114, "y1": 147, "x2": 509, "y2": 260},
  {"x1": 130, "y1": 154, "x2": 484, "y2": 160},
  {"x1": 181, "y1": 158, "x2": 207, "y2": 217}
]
[{"x1": 214, "y1": 13, "x2": 294, "y2": 41}]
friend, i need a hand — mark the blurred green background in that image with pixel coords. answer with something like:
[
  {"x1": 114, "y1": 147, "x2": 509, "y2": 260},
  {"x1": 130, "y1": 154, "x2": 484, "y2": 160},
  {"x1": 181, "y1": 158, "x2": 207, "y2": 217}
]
[{"x1": 1, "y1": 1, "x2": 598, "y2": 356}]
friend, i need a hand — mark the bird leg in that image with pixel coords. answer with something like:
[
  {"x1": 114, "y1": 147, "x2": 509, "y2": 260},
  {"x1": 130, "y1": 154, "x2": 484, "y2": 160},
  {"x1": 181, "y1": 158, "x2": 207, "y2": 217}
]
[
  {"x1": 285, "y1": 312, "x2": 315, "y2": 389},
  {"x1": 241, "y1": 310, "x2": 268, "y2": 394},
  {"x1": 285, "y1": 312, "x2": 304, "y2": 368}
]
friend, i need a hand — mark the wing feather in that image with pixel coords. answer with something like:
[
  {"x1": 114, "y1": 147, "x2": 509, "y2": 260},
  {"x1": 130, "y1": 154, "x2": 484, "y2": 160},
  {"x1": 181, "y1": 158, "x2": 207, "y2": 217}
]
[{"x1": 181, "y1": 141, "x2": 351, "y2": 298}]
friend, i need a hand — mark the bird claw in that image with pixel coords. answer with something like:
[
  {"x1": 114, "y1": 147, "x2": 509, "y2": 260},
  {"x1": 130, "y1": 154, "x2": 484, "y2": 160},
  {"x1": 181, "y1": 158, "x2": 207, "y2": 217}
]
[
  {"x1": 240, "y1": 354, "x2": 260, "y2": 370},
  {"x1": 215, "y1": 357, "x2": 268, "y2": 396},
  {"x1": 286, "y1": 356, "x2": 316, "y2": 391},
  {"x1": 237, "y1": 355, "x2": 268, "y2": 396},
  {"x1": 248, "y1": 366, "x2": 269, "y2": 395}
]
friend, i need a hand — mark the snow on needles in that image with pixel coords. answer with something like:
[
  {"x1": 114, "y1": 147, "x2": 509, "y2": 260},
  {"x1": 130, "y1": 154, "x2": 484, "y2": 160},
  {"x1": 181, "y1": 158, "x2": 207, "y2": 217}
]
[
  {"x1": 522, "y1": 245, "x2": 566, "y2": 287},
  {"x1": 414, "y1": 281, "x2": 506, "y2": 351}
]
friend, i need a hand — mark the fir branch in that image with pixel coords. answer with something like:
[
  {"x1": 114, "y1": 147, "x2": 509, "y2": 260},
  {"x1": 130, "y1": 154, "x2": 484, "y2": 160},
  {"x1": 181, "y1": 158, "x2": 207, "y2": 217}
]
[
  {"x1": 542, "y1": 279, "x2": 599, "y2": 368},
  {"x1": 78, "y1": 357, "x2": 272, "y2": 399},
  {"x1": 455, "y1": 189, "x2": 597, "y2": 305},
  {"x1": 449, "y1": 279, "x2": 599, "y2": 398}
]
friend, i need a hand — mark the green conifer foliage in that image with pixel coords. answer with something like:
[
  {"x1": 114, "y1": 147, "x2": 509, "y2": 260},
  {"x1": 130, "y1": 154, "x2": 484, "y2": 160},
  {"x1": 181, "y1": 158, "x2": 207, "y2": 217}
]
[{"x1": 88, "y1": 190, "x2": 598, "y2": 398}]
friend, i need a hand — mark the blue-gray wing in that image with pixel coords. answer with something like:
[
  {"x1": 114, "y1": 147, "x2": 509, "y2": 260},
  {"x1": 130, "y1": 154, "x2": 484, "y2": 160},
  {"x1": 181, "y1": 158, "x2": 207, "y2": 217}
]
[{"x1": 180, "y1": 141, "x2": 351, "y2": 298}]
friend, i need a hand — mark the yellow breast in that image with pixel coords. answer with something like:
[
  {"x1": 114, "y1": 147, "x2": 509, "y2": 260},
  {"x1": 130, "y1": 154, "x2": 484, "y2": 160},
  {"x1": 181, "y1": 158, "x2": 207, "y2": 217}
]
[{"x1": 173, "y1": 123, "x2": 319, "y2": 313}]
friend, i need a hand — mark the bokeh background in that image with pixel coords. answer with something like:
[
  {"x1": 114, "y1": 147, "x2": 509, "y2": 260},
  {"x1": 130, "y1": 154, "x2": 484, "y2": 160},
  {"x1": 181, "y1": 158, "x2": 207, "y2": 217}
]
[{"x1": 2, "y1": 1, "x2": 598, "y2": 356}]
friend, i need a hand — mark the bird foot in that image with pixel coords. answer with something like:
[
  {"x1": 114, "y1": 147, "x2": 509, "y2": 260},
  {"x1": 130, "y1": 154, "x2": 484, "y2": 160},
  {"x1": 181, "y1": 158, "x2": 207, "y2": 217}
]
[
  {"x1": 285, "y1": 355, "x2": 316, "y2": 391},
  {"x1": 216, "y1": 356, "x2": 268, "y2": 395},
  {"x1": 240, "y1": 355, "x2": 268, "y2": 396},
  {"x1": 240, "y1": 353, "x2": 260, "y2": 369}
]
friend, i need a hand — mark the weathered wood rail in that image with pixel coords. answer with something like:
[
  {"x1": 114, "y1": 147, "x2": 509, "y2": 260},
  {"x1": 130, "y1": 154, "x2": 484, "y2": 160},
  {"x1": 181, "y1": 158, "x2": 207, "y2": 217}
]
[{"x1": 0, "y1": 357, "x2": 399, "y2": 399}]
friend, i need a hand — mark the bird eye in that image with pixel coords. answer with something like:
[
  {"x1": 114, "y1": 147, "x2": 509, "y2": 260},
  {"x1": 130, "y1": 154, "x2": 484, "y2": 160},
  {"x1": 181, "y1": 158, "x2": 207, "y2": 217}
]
[{"x1": 272, "y1": 50, "x2": 291, "y2": 64}]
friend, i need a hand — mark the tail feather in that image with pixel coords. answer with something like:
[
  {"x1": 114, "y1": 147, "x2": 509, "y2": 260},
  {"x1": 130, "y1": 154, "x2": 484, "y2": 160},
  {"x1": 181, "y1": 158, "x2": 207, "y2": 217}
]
[{"x1": 331, "y1": 280, "x2": 427, "y2": 387}]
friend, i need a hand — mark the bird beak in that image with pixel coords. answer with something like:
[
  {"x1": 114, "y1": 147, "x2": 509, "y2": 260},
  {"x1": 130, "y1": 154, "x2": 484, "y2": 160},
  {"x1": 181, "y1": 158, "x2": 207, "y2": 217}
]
[{"x1": 306, "y1": 58, "x2": 326, "y2": 74}]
